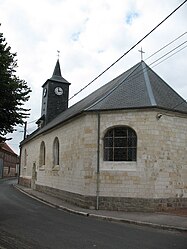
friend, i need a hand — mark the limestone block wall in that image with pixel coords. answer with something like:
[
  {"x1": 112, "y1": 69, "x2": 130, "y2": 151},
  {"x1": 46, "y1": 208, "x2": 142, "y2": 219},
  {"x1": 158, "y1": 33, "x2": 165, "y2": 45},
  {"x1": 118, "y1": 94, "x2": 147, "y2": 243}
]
[
  {"x1": 20, "y1": 114, "x2": 98, "y2": 196},
  {"x1": 98, "y1": 109, "x2": 187, "y2": 199}
]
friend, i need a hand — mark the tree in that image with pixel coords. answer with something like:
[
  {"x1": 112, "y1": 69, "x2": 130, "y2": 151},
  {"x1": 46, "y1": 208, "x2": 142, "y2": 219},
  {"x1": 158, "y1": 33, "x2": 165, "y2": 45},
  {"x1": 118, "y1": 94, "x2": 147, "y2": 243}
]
[{"x1": 0, "y1": 26, "x2": 31, "y2": 141}]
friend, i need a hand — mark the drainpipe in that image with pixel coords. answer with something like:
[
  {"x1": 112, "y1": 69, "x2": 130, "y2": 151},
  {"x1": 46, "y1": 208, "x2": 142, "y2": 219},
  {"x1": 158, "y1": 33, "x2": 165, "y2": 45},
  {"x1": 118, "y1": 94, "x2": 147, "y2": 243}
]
[
  {"x1": 18, "y1": 146, "x2": 22, "y2": 184},
  {"x1": 96, "y1": 112, "x2": 100, "y2": 210}
]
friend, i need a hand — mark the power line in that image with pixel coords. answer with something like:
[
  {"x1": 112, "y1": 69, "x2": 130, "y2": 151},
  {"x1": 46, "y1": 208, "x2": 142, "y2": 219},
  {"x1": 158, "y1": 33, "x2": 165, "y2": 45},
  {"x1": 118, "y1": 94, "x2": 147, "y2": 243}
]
[
  {"x1": 145, "y1": 32, "x2": 187, "y2": 61},
  {"x1": 149, "y1": 41, "x2": 187, "y2": 67},
  {"x1": 152, "y1": 44, "x2": 187, "y2": 68},
  {"x1": 69, "y1": 0, "x2": 187, "y2": 101},
  {"x1": 120, "y1": 41, "x2": 187, "y2": 87}
]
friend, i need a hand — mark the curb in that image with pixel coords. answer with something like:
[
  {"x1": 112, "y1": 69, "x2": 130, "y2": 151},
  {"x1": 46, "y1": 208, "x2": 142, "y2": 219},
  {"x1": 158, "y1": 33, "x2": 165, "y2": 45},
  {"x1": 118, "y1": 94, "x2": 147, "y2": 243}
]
[
  {"x1": 88, "y1": 214, "x2": 187, "y2": 232},
  {"x1": 14, "y1": 184, "x2": 187, "y2": 232}
]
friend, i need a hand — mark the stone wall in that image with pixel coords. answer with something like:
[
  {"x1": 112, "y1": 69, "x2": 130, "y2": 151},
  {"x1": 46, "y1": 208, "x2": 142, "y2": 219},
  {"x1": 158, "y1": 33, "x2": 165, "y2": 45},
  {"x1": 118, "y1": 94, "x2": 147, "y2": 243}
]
[
  {"x1": 19, "y1": 176, "x2": 31, "y2": 188},
  {"x1": 99, "y1": 109, "x2": 187, "y2": 200},
  {"x1": 20, "y1": 114, "x2": 98, "y2": 196},
  {"x1": 36, "y1": 184, "x2": 96, "y2": 209}
]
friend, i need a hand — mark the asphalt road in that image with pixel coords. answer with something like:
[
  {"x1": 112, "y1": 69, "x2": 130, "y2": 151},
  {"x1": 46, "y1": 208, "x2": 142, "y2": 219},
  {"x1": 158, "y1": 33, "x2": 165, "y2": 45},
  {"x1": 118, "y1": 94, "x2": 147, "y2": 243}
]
[{"x1": 0, "y1": 178, "x2": 187, "y2": 249}]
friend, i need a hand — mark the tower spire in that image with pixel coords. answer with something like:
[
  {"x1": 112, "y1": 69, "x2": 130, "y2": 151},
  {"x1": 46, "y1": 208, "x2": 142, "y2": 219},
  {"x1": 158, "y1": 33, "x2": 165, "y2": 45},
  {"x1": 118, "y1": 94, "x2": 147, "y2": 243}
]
[
  {"x1": 49, "y1": 58, "x2": 70, "y2": 84},
  {"x1": 52, "y1": 59, "x2": 62, "y2": 77}
]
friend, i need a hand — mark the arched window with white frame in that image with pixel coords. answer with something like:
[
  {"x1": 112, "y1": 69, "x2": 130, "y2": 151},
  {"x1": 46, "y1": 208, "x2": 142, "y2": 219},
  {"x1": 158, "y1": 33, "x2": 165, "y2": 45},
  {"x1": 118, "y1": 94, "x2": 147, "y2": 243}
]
[
  {"x1": 39, "y1": 141, "x2": 46, "y2": 167},
  {"x1": 53, "y1": 137, "x2": 59, "y2": 166},
  {"x1": 103, "y1": 126, "x2": 137, "y2": 161}
]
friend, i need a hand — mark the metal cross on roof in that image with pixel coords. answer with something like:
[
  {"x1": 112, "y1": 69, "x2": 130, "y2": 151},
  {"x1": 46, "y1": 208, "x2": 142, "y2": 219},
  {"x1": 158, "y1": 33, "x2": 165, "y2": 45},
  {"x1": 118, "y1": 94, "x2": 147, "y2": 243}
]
[
  {"x1": 138, "y1": 47, "x2": 145, "y2": 61},
  {"x1": 57, "y1": 50, "x2": 60, "y2": 59}
]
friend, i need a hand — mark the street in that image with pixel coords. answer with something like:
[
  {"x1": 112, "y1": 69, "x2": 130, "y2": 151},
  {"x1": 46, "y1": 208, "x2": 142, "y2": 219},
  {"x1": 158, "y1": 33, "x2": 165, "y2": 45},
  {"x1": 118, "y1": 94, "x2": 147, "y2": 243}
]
[{"x1": 0, "y1": 178, "x2": 187, "y2": 249}]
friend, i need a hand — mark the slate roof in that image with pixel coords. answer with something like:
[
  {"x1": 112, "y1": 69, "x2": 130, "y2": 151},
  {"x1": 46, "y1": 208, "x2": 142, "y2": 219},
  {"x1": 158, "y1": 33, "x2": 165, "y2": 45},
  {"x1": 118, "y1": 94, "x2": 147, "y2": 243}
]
[
  {"x1": 42, "y1": 59, "x2": 70, "y2": 86},
  {"x1": 22, "y1": 61, "x2": 187, "y2": 143}
]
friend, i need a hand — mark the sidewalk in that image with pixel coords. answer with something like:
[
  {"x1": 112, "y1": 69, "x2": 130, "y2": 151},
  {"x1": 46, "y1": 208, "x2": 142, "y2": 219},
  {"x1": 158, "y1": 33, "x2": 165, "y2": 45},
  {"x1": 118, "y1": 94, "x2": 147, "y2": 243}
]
[{"x1": 14, "y1": 184, "x2": 187, "y2": 232}]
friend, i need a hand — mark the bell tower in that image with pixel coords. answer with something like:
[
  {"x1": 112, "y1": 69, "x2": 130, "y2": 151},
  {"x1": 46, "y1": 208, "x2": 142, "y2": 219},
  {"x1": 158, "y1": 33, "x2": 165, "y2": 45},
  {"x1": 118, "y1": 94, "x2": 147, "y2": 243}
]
[{"x1": 38, "y1": 59, "x2": 71, "y2": 126}]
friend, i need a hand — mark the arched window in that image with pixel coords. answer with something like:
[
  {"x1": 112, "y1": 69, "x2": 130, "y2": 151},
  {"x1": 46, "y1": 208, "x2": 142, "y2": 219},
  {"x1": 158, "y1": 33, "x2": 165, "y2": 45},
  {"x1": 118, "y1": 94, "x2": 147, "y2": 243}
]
[
  {"x1": 53, "y1": 137, "x2": 59, "y2": 166},
  {"x1": 104, "y1": 126, "x2": 137, "y2": 161},
  {"x1": 24, "y1": 149, "x2": 27, "y2": 167},
  {"x1": 39, "y1": 141, "x2": 46, "y2": 167}
]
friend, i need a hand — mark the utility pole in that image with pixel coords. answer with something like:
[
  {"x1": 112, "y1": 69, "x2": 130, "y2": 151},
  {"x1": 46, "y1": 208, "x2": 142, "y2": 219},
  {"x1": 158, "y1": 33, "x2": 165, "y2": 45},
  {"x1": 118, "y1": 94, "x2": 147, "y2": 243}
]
[{"x1": 23, "y1": 121, "x2": 27, "y2": 139}]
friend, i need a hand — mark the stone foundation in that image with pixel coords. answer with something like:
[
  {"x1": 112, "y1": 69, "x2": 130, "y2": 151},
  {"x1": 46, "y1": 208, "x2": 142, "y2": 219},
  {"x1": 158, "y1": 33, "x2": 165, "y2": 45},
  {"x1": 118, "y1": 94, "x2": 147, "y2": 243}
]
[
  {"x1": 99, "y1": 196, "x2": 187, "y2": 212},
  {"x1": 36, "y1": 184, "x2": 96, "y2": 209},
  {"x1": 19, "y1": 176, "x2": 31, "y2": 188},
  {"x1": 35, "y1": 184, "x2": 187, "y2": 212}
]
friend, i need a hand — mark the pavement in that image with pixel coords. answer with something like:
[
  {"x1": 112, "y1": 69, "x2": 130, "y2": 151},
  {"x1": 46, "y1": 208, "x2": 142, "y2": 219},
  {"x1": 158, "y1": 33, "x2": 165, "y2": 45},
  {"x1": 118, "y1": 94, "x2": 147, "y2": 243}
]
[{"x1": 14, "y1": 183, "x2": 187, "y2": 232}]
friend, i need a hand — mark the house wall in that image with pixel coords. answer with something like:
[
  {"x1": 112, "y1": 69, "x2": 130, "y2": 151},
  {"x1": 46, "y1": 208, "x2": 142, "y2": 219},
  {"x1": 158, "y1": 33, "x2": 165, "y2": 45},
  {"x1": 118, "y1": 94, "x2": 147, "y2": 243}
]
[
  {"x1": 19, "y1": 109, "x2": 187, "y2": 210},
  {"x1": 0, "y1": 150, "x2": 18, "y2": 178}
]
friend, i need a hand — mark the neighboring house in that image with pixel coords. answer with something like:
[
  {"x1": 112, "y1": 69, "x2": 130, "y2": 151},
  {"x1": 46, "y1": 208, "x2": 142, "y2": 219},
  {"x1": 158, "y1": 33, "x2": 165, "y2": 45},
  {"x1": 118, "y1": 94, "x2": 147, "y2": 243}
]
[
  {"x1": 19, "y1": 59, "x2": 187, "y2": 211},
  {"x1": 0, "y1": 142, "x2": 19, "y2": 178}
]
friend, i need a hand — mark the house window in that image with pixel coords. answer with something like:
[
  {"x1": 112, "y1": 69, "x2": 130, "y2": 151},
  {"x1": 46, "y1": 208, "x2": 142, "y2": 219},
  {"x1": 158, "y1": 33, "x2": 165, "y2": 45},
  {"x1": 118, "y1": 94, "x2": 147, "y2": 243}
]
[
  {"x1": 53, "y1": 137, "x2": 59, "y2": 166},
  {"x1": 104, "y1": 126, "x2": 137, "y2": 161},
  {"x1": 39, "y1": 141, "x2": 46, "y2": 167}
]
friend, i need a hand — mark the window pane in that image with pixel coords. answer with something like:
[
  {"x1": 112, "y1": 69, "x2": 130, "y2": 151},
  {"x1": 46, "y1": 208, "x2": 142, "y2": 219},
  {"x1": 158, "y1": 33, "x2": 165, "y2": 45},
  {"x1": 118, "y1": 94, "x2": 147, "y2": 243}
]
[
  {"x1": 114, "y1": 137, "x2": 127, "y2": 147},
  {"x1": 104, "y1": 148, "x2": 113, "y2": 161},
  {"x1": 105, "y1": 130, "x2": 113, "y2": 137},
  {"x1": 104, "y1": 137, "x2": 113, "y2": 147},
  {"x1": 128, "y1": 129, "x2": 136, "y2": 137},
  {"x1": 128, "y1": 148, "x2": 136, "y2": 161},
  {"x1": 114, "y1": 127, "x2": 127, "y2": 137},
  {"x1": 115, "y1": 128, "x2": 127, "y2": 137},
  {"x1": 114, "y1": 148, "x2": 127, "y2": 161},
  {"x1": 128, "y1": 136, "x2": 137, "y2": 147}
]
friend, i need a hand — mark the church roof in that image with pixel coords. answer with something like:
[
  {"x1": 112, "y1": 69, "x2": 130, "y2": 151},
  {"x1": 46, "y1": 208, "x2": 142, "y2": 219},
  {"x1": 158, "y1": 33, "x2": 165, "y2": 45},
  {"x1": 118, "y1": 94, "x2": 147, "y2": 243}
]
[
  {"x1": 23, "y1": 61, "x2": 187, "y2": 142},
  {"x1": 86, "y1": 61, "x2": 187, "y2": 112}
]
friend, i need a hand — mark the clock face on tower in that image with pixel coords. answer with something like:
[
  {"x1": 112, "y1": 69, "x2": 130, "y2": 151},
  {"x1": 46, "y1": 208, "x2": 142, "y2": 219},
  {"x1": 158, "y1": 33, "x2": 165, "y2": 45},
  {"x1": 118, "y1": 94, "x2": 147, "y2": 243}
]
[{"x1": 54, "y1": 86, "x2": 63, "y2": 95}]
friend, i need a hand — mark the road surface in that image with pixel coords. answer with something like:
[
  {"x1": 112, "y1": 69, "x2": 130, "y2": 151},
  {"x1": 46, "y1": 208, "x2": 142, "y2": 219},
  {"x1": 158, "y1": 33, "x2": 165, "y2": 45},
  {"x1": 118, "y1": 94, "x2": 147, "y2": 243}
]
[{"x1": 0, "y1": 178, "x2": 187, "y2": 249}]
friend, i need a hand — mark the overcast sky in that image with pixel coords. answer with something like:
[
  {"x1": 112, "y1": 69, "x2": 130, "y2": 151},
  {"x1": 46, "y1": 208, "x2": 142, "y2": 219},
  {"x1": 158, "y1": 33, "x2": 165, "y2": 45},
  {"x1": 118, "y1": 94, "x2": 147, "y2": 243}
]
[{"x1": 0, "y1": 0, "x2": 187, "y2": 154}]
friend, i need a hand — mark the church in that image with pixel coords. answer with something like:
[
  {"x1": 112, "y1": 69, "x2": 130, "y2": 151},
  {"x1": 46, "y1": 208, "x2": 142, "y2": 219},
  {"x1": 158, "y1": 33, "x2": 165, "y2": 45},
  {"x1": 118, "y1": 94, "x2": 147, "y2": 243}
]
[{"x1": 19, "y1": 59, "x2": 187, "y2": 211}]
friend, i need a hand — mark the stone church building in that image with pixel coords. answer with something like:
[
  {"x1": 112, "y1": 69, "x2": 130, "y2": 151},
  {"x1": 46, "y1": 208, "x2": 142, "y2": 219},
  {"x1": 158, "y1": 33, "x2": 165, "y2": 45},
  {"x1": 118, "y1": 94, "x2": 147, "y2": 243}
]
[{"x1": 19, "y1": 59, "x2": 187, "y2": 211}]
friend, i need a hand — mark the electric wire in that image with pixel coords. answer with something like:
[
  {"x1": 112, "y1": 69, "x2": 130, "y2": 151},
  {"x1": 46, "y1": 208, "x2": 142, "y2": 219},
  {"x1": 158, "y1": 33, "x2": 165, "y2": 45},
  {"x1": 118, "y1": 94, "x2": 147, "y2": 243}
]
[
  {"x1": 68, "y1": 0, "x2": 187, "y2": 101},
  {"x1": 145, "y1": 32, "x2": 187, "y2": 61},
  {"x1": 149, "y1": 40, "x2": 187, "y2": 67},
  {"x1": 152, "y1": 44, "x2": 187, "y2": 68}
]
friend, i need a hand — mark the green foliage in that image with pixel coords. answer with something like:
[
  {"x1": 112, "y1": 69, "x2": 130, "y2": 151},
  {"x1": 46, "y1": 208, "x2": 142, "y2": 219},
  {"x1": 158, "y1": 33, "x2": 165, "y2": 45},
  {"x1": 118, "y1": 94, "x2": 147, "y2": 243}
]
[{"x1": 0, "y1": 27, "x2": 31, "y2": 140}]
